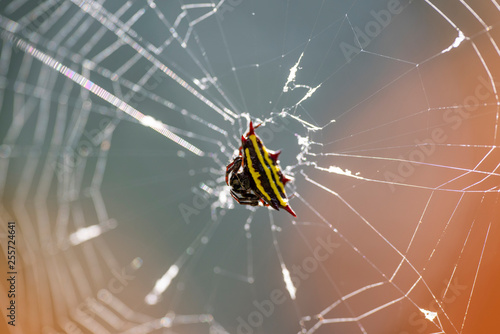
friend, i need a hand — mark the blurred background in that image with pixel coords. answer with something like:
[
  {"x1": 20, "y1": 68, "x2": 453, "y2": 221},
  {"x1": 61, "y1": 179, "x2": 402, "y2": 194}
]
[{"x1": 0, "y1": 0, "x2": 499, "y2": 333}]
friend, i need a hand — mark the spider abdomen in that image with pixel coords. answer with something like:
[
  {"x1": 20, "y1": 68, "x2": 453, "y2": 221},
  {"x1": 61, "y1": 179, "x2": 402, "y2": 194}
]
[{"x1": 240, "y1": 122, "x2": 296, "y2": 216}]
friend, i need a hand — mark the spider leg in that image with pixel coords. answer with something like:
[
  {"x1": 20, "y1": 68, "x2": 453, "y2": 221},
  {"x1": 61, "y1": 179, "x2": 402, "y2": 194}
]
[
  {"x1": 225, "y1": 157, "x2": 242, "y2": 185},
  {"x1": 284, "y1": 204, "x2": 297, "y2": 217}
]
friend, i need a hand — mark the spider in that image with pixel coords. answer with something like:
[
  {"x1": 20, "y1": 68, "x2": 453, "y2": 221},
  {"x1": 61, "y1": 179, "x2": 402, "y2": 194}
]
[{"x1": 225, "y1": 121, "x2": 297, "y2": 217}]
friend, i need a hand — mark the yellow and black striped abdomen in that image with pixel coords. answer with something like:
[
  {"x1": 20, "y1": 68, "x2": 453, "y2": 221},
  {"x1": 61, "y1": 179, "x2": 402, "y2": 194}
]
[{"x1": 242, "y1": 134, "x2": 289, "y2": 211}]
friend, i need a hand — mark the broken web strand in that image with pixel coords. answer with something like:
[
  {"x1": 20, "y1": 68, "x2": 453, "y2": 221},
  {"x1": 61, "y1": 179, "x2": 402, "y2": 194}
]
[
  {"x1": 306, "y1": 151, "x2": 500, "y2": 192},
  {"x1": 293, "y1": 183, "x2": 454, "y2": 332},
  {"x1": 0, "y1": 1, "x2": 239, "y2": 156},
  {"x1": 279, "y1": 1, "x2": 500, "y2": 333}
]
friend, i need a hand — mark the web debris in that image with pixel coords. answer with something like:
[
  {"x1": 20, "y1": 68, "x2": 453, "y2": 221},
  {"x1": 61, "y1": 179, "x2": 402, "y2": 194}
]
[{"x1": 283, "y1": 52, "x2": 322, "y2": 107}]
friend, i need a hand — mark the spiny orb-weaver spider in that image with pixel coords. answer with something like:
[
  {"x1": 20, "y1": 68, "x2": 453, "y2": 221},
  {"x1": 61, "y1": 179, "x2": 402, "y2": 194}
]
[{"x1": 225, "y1": 121, "x2": 296, "y2": 217}]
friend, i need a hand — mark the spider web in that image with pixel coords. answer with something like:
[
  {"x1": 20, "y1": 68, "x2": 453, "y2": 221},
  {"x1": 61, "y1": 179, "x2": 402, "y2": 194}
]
[{"x1": 0, "y1": 0, "x2": 499, "y2": 333}]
